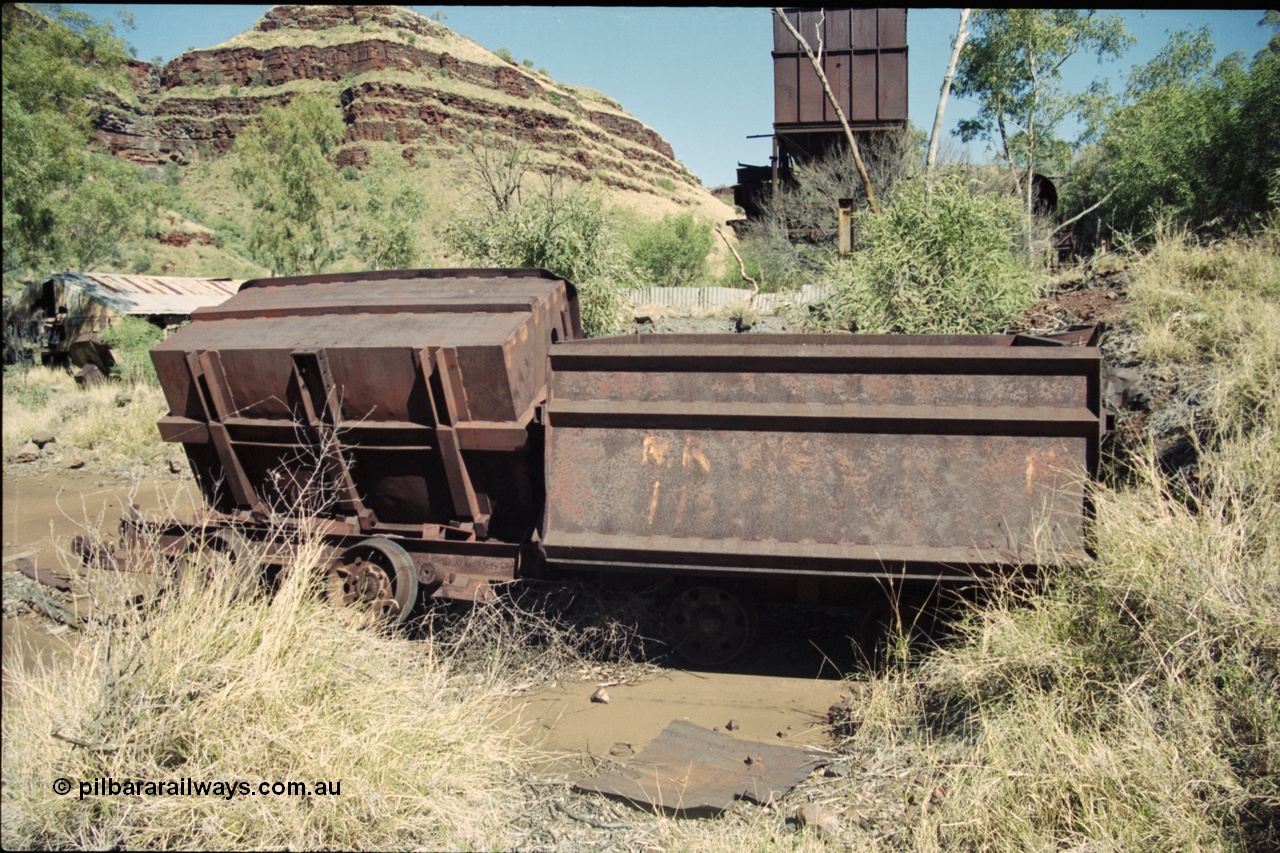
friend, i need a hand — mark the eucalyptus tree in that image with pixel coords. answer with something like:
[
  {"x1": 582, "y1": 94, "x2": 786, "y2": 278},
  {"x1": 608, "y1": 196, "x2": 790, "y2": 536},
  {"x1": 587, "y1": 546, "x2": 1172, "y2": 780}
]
[
  {"x1": 231, "y1": 95, "x2": 345, "y2": 276},
  {"x1": 953, "y1": 9, "x2": 1132, "y2": 255},
  {"x1": 2, "y1": 5, "x2": 156, "y2": 279}
]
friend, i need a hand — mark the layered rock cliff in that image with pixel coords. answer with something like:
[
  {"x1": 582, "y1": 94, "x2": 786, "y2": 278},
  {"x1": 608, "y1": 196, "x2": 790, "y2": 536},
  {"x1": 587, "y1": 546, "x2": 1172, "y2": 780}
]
[{"x1": 93, "y1": 5, "x2": 713, "y2": 203}]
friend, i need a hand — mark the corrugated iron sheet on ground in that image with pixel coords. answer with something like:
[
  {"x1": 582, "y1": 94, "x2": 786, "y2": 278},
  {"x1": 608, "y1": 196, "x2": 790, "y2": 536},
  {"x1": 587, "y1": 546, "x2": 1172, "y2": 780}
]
[
  {"x1": 627, "y1": 284, "x2": 831, "y2": 314},
  {"x1": 573, "y1": 719, "x2": 829, "y2": 815}
]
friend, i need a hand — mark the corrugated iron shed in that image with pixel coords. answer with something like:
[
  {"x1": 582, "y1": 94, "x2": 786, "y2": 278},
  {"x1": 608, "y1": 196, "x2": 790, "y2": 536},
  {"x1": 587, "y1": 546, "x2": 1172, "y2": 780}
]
[
  {"x1": 4, "y1": 272, "x2": 246, "y2": 366},
  {"x1": 46, "y1": 272, "x2": 244, "y2": 316}
]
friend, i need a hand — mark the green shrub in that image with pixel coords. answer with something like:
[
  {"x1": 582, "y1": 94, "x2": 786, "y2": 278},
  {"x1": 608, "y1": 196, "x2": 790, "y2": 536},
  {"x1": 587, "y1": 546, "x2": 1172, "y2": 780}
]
[
  {"x1": 627, "y1": 212, "x2": 713, "y2": 287},
  {"x1": 443, "y1": 186, "x2": 636, "y2": 337},
  {"x1": 825, "y1": 173, "x2": 1036, "y2": 334},
  {"x1": 495, "y1": 46, "x2": 514, "y2": 64},
  {"x1": 99, "y1": 315, "x2": 165, "y2": 386},
  {"x1": 1069, "y1": 22, "x2": 1279, "y2": 238},
  {"x1": 655, "y1": 177, "x2": 675, "y2": 192}
]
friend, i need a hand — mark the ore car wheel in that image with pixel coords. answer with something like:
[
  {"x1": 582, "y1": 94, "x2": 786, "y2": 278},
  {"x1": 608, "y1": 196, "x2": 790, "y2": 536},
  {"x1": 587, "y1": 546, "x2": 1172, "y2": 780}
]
[
  {"x1": 327, "y1": 539, "x2": 419, "y2": 625},
  {"x1": 665, "y1": 584, "x2": 758, "y2": 666}
]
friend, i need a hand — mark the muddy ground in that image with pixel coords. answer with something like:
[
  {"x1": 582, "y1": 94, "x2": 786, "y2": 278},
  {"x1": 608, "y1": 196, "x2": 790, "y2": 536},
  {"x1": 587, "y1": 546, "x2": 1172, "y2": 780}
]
[{"x1": 2, "y1": 470, "x2": 893, "y2": 848}]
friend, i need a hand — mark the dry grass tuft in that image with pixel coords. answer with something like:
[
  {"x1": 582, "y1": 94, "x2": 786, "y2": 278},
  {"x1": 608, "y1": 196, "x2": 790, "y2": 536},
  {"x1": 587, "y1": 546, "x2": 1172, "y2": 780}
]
[
  {"x1": 2, "y1": 367, "x2": 172, "y2": 476},
  {"x1": 1, "y1": 523, "x2": 532, "y2": 850},
  {"x1": 415, "y1": 578, "x2": 664, "y2": 694}
]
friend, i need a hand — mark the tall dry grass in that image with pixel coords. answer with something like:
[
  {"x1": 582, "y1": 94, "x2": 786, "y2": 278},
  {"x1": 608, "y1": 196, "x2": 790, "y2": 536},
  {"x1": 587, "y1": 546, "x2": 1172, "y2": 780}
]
[
  {"x1": 1, "y1": 523, "x2": 533, "y2": 850},
  {"x1": 817, "y1": 232, "x2": 1280, "y2": 851}
]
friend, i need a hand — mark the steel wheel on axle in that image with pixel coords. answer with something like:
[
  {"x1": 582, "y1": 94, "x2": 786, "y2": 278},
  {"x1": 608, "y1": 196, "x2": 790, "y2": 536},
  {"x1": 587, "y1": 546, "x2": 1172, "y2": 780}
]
[
  {"x1": 665, "y1": 584, "x2": 758, "y2": 666},
  {"x1": 326, "y1": 538, "x2": 419, "y2": 625}
]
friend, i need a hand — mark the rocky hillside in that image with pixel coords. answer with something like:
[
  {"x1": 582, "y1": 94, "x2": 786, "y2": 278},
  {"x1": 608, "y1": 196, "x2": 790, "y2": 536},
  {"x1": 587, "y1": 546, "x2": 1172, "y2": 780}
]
[{"x1": 93, "y1": 5, "x2": 731, "y2": 219}]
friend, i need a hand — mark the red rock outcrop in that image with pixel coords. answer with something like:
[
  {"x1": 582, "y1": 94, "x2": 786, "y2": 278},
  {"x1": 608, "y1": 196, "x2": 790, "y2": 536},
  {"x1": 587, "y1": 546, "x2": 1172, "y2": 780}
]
[{"x1": 92, "y1": 4, "x2": 692, "y2": 196}]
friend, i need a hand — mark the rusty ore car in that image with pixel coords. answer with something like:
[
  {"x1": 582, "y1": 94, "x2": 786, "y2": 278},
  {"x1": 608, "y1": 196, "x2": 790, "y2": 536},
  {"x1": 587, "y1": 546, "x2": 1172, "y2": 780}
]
[{"x1": 108, "y1": 268, "x2": 1105, "y2": 664}]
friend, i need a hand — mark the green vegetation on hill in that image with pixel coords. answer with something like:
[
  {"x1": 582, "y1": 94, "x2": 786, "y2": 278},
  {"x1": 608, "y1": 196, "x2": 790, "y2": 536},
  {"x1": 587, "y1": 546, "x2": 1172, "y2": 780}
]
[
  {"x1": 2, "y1": 5, "x2": 162, "y2": 285},
  {"x1": 2, "y1": 4, "x2": 733, "y2": 296}
]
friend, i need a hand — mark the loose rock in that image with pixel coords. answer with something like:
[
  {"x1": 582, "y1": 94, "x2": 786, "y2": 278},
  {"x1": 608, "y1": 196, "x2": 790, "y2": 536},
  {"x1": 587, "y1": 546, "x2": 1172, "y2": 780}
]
[
  {"x1": 30, "y1": 431, "x2": 56, "y2": 449},
  {"x1": 74, "y1": 364, "x2": 107, "y2": 387},
  {"x1": 13, "y1": 442, "x2": 42, "y2": 463},
  {"x1": 795, "y1": 803, "x2": 839, "y2": 837},
  {"x1": 725, "y1": 718, "x2": 739, "y2": 731},
  {"x1": 590, "y1": 687, "x2": 611, "y2": 704}
]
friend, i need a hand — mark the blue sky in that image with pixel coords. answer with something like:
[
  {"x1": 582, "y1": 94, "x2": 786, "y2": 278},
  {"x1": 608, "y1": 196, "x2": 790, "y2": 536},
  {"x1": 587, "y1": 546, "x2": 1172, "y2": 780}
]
[{"x1": 68, "y1": 6, "x2": 1272, "y2": 188}]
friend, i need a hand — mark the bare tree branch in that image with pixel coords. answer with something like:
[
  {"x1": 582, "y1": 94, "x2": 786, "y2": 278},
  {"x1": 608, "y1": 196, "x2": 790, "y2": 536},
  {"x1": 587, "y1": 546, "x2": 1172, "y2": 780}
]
[
  {"x1": 460, "y1": 125, "x2": 527, "y2": 216},
  {"x1": 716, "y1": 224, "x2": 759, "y2": 294},
  {"x1": 1049, "y1": 188, "x2": 1116, "y2": 237},
  {"x1": 773, "y1": 7, "x2": 880, "y2": 213}
]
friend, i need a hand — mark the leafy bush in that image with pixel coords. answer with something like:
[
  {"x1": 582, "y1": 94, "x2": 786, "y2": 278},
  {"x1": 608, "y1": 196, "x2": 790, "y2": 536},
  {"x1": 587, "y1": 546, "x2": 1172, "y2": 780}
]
[
  {"x1": 627, "y1": 212, "x2": 713, "y2": 287},
  {"x1": 1069, "y1": 21, "x2": 1279, "y2": 237},
  {"x1": 349, "y1": 148, "x2": 425, "y2": 271},
  {"x1": 99, "y1": 315, "x2": 165, "y2": 385},
  {"x1": 824, "y1": 173, "x2": 1036, "y2": 334},
  {"x1": 736, "y1": 133, "x2": 921, "y2": 291},
  {"x1": 443, "y1": 183, "x2": 636, "y2": 337}
]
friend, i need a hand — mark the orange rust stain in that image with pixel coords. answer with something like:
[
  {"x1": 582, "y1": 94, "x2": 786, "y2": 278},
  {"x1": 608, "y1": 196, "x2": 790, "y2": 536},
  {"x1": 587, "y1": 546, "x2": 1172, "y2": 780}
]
[
  {"x1": 1025, "y1": 448, "x2": 1061, "y2": 496},
  {"x1": 647, "y1": 480, "x2": 661, "y2": 526},
  {"x1": 642, "y1": 435, "x2": 670, "y2": 466},
  {"x1": 682, "y1": 436, "x2": 710, "y2": 473}
]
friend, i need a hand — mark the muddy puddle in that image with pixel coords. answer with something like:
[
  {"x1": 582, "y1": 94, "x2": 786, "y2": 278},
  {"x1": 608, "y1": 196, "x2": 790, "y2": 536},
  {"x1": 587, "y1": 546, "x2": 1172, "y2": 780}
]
[
  {"x1": 3, "y1": 471, "x2": 200, "y2": 565},
  {"x1": 508, "y1": 667, "x2": 845, "y2": 776},
  {"x1": 506, "y1": 605, "x2": 866, "y2": 778},
  {"x1": 2, "y1": 472, "x2": 200, "y2": 689},
  {"x1": 4, "y1": 472, "x2": 866, "y2": 772}
]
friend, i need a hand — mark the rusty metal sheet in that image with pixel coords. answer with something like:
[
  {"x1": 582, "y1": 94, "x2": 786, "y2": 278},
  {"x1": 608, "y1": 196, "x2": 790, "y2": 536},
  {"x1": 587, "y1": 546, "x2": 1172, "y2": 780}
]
[
  {"x1": 543, "y1": 334, "x2": 1104, "y2": 580},
  {"x1": 773, "y1": 8, "x2": 908, "y2": 131},
  {"x1": 574, "y1": 720, "x2": 828, "y2": 815}
]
